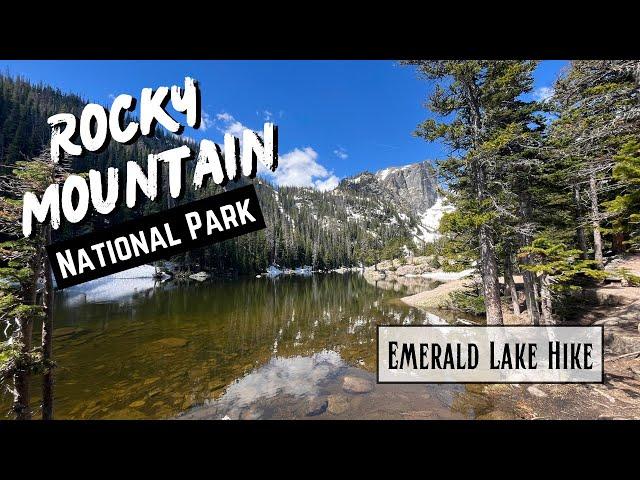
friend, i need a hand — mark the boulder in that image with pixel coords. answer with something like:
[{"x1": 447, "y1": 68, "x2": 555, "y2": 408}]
[
  {"x1": 342, "y1": 375, "x2": 374, "y2": 394},
  {"x1": 305, "y1": 397, "x2": 328, "y2": 416},
  {"x1": 605, "y1": 332, "x2": 640, "y2": 355},
  {"x1": 327, "y1": 394, "x2": 349, "y2": 415}
]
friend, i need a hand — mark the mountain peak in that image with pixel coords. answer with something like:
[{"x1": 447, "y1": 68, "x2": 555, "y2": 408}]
[
  {"x1": 375, "y1": 160, "x2": 432, "y2": 180},
  {"x1": 372, "y1": 160, "x2": 439, "y2": 213}
]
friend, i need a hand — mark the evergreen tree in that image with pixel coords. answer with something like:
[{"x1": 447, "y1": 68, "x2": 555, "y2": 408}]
[
  {"x1": 519, "y1": 238, "x2": 605, "y2": 324},
  {"x1": 0, "y1": 151, "x2": 64, "y2": 418},
  {"x1": 605, "y1": 140, "x2": 640, "y2": 251},
  {"x1": 550, "y1": 60, "x2": 639, "y2": 266},
  {"x1": 404, "y1": 61, "x2": 540, "y2": 324}
]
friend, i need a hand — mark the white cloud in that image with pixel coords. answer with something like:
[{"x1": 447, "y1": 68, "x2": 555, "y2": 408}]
[
  {"x1": 268, "y1": 147, "x2": 340, "y2": 192},
  {"x1": 199, "y1": 111, "x2": 214, "y2": 131},
  {"x1": 314, "y1": 175, "x2": 340, "y2": 192},
  {"x1": 212, "y1": 111, "x2": 339, "y2": 192},
  {"x1": 263, "y1": 110, "x2": 273, "y2": 121},
  {"x1": 533, "y1": 86, "x2": 554, "y2": 102},
  {"x1": 215, "y1": 111, "x2": 247, "y2": 137},
  {"x1": 333, "y1": 147, "x2": 348, "y2": 160},
  {"x1": 216, "y1": 112, "x2": 234, "y2": 122}
]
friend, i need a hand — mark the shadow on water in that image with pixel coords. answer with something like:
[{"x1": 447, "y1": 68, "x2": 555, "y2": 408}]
[{"x1": 1, "y1": 273, "x2": 491, "y2": 419}]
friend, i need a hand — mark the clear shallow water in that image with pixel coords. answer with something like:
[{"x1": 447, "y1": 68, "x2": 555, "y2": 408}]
[{"x1": 1, "y1": 273, "x2": 489, "y2": 419}]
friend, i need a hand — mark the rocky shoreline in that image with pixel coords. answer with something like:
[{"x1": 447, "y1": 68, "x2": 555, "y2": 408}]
[
  {"x1": 361, "y1": 255, "x2": 477, "y2": 310},
  {"x1": 398, "y1": 254, "x2": 640, "y2": 419}
]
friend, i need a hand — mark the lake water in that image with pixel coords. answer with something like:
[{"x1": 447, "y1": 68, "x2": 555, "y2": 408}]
[{"x1": 1, "y1": 273, "x2": 497, "y2": 420}]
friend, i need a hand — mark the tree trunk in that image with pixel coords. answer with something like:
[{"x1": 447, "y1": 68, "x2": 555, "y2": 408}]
[
  {"x1": 612, "y1": 232, "x2": 625, "y2": 254},
  {"x1": 539, "y1": 274, "x2": 554, "y2": 325},
  {"x1": 588, "y1": 172, "x2": 604, "y2": 268},
  {"x1": 504, "y1": 246, "x2": 520, "y2": 315},
  {"x1": 12, "y1": 245, "x2": 43, "y2": 420},
  {"x1": 517, "y1": 190, "x2": 541, "y2": 325},
  {"x1": 462, "y1": 75, "x2": 502, "y2": 325},
  {"x1": 472, "y1": 155, "x2": 502, "y2": 325},
  {"x1": 479, "y1": 225, "x2": 503, "y2": 325},
  {"x1": 573, "y1": 183, "x2": 588, "y2": 259},
  {"x1": 12, "y1": 370, "x2": 31, "y2": 420},
  {"x1": 41, "y1": 226, "x2": 54, "y2": 420}
]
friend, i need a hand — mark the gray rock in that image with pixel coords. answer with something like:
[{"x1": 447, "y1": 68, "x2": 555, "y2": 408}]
[
  {"x1": 342, "y1": 375, "x2": 374, "y2": 394},
  {"x1": 607, "y1": 333, "x2": 640, "y2": 355},
  {"x1": 305, "y1": 397, "x2": 328, "y2": 416},
  {"x1": 374, "y1": 161, "x2": 439, "y2": 214},
  {"x1": 338, "y1": 161, "x2": 443, "y2": 243}
]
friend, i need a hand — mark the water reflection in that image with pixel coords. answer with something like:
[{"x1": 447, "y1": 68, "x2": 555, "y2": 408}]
[
  {"x1": 364, "y1": 275, "x2": 443, "y2": 295},
  {"x1": 0, "y1": 273, "x2": 482, "y2": 419},
  {"x1": 188, "y1": 350, "x2": 346, "y2": 419}
]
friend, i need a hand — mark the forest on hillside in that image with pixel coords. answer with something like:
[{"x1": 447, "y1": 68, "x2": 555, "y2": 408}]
[{"x1": 0, "y1": 74, "x2": 413, "y2": 273}]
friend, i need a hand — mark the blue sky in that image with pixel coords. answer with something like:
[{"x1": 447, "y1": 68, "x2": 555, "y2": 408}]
[{"x1": 0, "y1": 60, "x2": 567, "y2": 190}]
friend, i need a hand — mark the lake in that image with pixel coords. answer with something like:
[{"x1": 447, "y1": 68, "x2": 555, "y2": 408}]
[{"x1": 1, "y1": 273, "x2": 497, "y2": 420}]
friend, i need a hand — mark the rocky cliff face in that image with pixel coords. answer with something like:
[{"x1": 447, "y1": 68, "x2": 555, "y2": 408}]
[
  {"x1": 336, "y1": 160, "x2": 449, "y2": 244},
  {"x1": 250, "y1": 159, "x2": 449, "y2": 267},
  {"x1": 374, "y1": 161, "x2": 440, "y2": 213}
]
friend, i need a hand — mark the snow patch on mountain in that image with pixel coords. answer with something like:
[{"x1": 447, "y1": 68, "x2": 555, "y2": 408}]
[
  {"x1": 413, "y1": 197, "x2": 454, "y2": 243},
  {"x1": 376, "y1": 164, "x2": 416, "y2": 181}
]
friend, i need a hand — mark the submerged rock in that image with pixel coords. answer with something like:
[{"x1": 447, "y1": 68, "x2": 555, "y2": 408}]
[
  {"x1": 305, "y1": 397, "x2": 328, "y2": 416},
  {"x1": 453, "y1": 391, "x2": 492, "y2": 416},
  {"x1": 327, "y1": 394, "x2": 349, "y2": 415},
  {"x1": 342, "y1": 375, "x2": 374, "y2": 394},
  {"x1": 106, "y1": 408, "x2": 148, "y2": 420}
]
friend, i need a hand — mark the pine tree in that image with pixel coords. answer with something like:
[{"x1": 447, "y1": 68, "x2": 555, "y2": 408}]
[
  {"x1": 519, "y1": 237, "x2": 606, "y2": 324},
  {"x1": 550, "y1": 60, "x2": 639, "y2": 267},
  {"x1": 605, "y1": 140, "x2": 640, "y2": 251},
  {"x1": 404, "y1": 61, "x2": 541, "y2": 324},
  {"x1": 0, "y1": 151, "x2": 65, "y2": 418}
]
